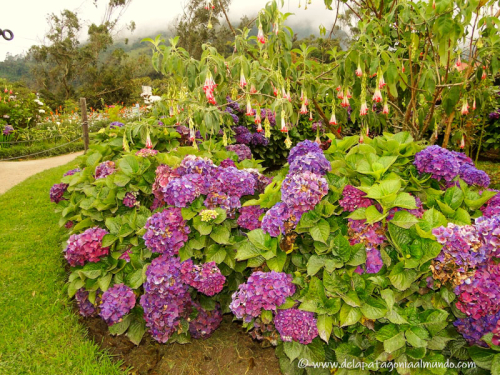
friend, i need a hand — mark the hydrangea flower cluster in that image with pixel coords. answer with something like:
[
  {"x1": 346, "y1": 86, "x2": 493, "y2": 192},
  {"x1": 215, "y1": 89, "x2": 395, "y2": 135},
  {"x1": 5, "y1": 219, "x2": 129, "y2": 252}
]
[
  {"x1": 136, "y1": 148, "x2": 158, "y2": 157},
  {"x1": 481, "y1": 192, "x2": 500, "y2": 218},
  {"x1": 164, "y1": 174, "x2": 204, "y2": 207},
  {"x1": 414, "y1": 145, "x2": 460, "y2": 182},
  {"x1": 451, "y1": 151, "x2": 474, "y2": 167},
  {"x1": 288, "y1": 152, "x2": 331, "y2": 176},
  {"x1": 348, "y1": 219, "x2": 386, "y2": 274},
  {"x1": 189, "y1": 302, "x2": 223, "y2": 339},
  {"x1": 281, "y1": 171, "x2": 328, "y2": 216},
  {"x1": 287, "y1": 140, "x2": 322, "y2": 165},
  {"x1": 95, "y1": 161, "x2": 116, "y2": 179},
  {"x1": 75, "y1": 288, "x2": 99, "y2": 317},
  {"x1": 205, "y1": 167, "x2": 255, "y2": 211},
  {"x1": 459, "y1": 164, "x2": 490, "y2": 188},
  {"x1": 152, "y1": 164, "x2": 179, "y2": 201},
  {"x1": 274, "y1": 308, "x2": 319, "y2": 345},
  {"x1": 177, "y1": 155, "x2": 217, "y2": 177},
  {"x1": 229, "y1": 271, "x2": 295, "y2": 322},
  {"x1": 180, "y1": 259, "x2": 226, "y2": 296},
  {"x1": 226, "y1": 144, "x2": 252, "y2": 161},
  {"x1": 64, "y1": 226, "x2": 109, "y2": 266},
  {"x1": 262, "y1": 202, "x2": 298, "y2": 237},
  {"x1": 247, "y1": 169, "x2": 273, "y2": 194},
  {"x1": 225, "y1": 106, "x2": 239, "y2": 124},
  {"x1": 63, "y1": 168, "x2": 81, "y2": 176},
  {"x1": 3, "y1": 124, "x2": 14, "y2": 135},
  {"x1": 475, "y1": 215, "x2": 500, "y2": 256},
  {"x1": 251, "y1": 132, "x2": 269, "y2": 146},
  {"x1": 99, "y1": 284, "x2": 136, "y2": 325},
  {"x1": 140, "y1": 255, "x2": 192, "y2": 343},
  {"x1": 200, "y1": 209, "x2": 218, "y2": 222},
  {"x1": 234, "y1": 126, "x2": 253, "y2": 144},
  {"x1": 339, "y1": 185, "x2": 373, "y2": 212},
  {"x1": 454, "y1": 312, "x2": 500, "y2": 347},
  {"x1": 175, "y1": 125, "x2": 202, "y2": 145},
  {"x1": 219, "y1": 158, "x2": 236, "y2": 168},
  {"x1": 237, "y1": 205, "x2": 265, "y2": 231},
  {"x1": 119, "y1": 247, "x2": 132, "y2": 262},
  {"x1": 123, "y1": 192, "x2": 139, "y2": 208},
  {"x1": 455, "y1": 263, "x2": 500, "y2": 319},
  {"x1": 109, "y1": 121, "x2": 124, "y2": 129},
  {"x1": 50, "y1": 183, "x2": 68, "y2": 203},
  {"x1": 143, "y1": 208, "x2": 190, "y2": 255}
]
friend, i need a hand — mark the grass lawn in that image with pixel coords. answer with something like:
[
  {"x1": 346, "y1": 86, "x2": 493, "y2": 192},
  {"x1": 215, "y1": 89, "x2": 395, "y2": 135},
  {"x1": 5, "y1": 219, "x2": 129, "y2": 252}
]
[{"x1": 0, "y1": 160, "x2": 125, "y2": 375}]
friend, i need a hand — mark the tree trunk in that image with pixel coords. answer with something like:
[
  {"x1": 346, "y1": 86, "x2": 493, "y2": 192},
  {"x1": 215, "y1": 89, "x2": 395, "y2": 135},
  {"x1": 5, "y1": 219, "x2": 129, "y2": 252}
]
[{"x1": 441, "y1": 112, "x2": 455, "y2": 149}]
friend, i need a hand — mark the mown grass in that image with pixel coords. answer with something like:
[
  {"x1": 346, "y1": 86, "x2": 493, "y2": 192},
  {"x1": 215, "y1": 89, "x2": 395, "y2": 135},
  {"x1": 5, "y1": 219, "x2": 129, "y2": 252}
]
[{"x1": 0, "y1": 160, "x2": 125, "y2": 375}]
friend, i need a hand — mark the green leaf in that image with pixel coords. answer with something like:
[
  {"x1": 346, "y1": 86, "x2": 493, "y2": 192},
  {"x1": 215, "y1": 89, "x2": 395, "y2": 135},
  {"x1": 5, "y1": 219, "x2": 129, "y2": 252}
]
[
  {"x1": 235, "y1": 241, "x2": 261, "y2": 261},
  {"x1": 381, "y1": 289, "x2": 395, "y2": 310},
  {"x1": 405, "y1": 327, "x2": 429, "y2": 348},
  {"x1": 181, "y1": 207, "x2": 197, "y2": 220},
  {"x1": 332, "y1": 233, "x2": 351, "y2": 262},
  {"x1": 102, "y1": 234, "x2": 118, "y2": 248},
  {"x1": 119, "y1": 155, "x2": 140, "y2": 176},
  {"x1": 126, "y1": 318, "x2": 146, "y2": 345},
  {"x1": 283, "y1": 341, "x2": 302, "y2": 362},
  {"x1": 98, "y1": 273, "x2": 112, "y2": 291},
  {"x1": 113, "y1": 173, "x2": 131, "y2": 187},
  {"x1": 247, "y1": 229, "x2": 269, "y2": 251},
  {"x1": 309, "y1": 219, "x2": 330, "y2": 243},
  {"x1": 389, "y1": 262, "x2": 417, "y2": 291},
  {"x1": 468, "y1": 346, "x2": 495, "y2": 370},
  {"x1": 360, "y1": 297, "x2": 388, "y2": 320},
  {"x1": 126, "y1": 268, "x2": 144, "y2": 289},
  {"x1": 339, "y1": 303, "x2": 361, "y2": 327},
  {"x1": 108, "y1": 314, "x2": 133, "y2": 335},
  {"x1": 307, "y1": 255, "x2": 326, "y2": 276},
  {"x1": 491, "y1": 354, "x2": 500, "y2": 375},
  {"x1": 393, "y1": 192, "x2": 417, "y2": 209},
  {"x1": 213, "y1": 207, "x2": 227, "y2": 224},
  {"x1": 390, "y1": 211, "x2": 418, "y2": 229},
  {"x1": 347, "y1": 208, "x2": 367, "y2": 220},
  {"x1": 210, "y1": 225, "x2": 230, "y2": 244},
  {"x1": 365, "y1": 205, "x2": 386, "y2": 224},
  {"x1": 80, "y1": 263, "x2": 102, "y2": 279},
  {"x1": 192, "y1": 216, "x2": 212, "y2": 235},
  {"x1": 419, "y1": 208, "x2": 447, "y2": 232},
  {"x1": 205, "y1": 245, "x2": 227, "y2": 264},
  {"x1": 444, "y1": 186, "x2": 464, "y2": 210},
  {"x1": 341, "y1": 290, "x2": 361, "y2": 307},
  {"x1": 383, "y1": 332, "x2": 406, "y2": 353},
  {"x1": 266, "y1": 248, "x2": 287, "y2": 272},
  {"x1": 317, "y1": 315, "x2": 333, "y2": 343},
  {"x1": 346, "y1": 244, "x2": 366, "y2": 266}
]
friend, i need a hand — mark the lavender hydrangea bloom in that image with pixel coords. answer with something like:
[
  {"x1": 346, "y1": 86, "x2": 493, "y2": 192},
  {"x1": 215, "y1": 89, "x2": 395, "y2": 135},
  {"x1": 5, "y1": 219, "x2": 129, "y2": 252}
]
[
  {"x1": 144, "y1": 256, "x2": 187, "y2": 296},
  {"x1": 180, "y1": 259, "x2": 226, "y2": 296},
  {"x1": 246, "y1": 169, "x2": 272, "y2": 194},
  {"x1": 311, "y1": 121, "x2": 325, "y2": 133},
  {"x1": 209, "y1": 167, "x2": 255, "y2": 198},
  {"x1": 475, "y1": 215, "x2": 500, "y2": 256},
  {"x1": 459, "y1": 164, "x2": 490, "y2": 188},
  {"x1": 75, "y1": 288, "x2": 99, "y2": 317},
  {"x1": 220, "y1": 158, "x2": 236, "y2": 168},
  {"x1": 226, "y1": 144, "x2": 252, "y2": 161},
  {"x1": 251, "y1": 133, "x2": 269, "y2": 146},
  {"x1": 288, "y1": 152, "x2": 331, "y2": 176},
  {"x1": 123, "y1": 192, "x2": 139, "y2": 208},
  {"x1": 164, "y1": 174, "x2": 204, "y2": 207},
  {"x1": 338, "y1": 185, "x2": 373, "y2": 212},
  {"x1": 109, "y1": 121, "x2": 124, "y2": 129},
  {"x1": 99, "y1": 284, "x2": 136, "y2": 325},
  {"x1": 489, "y1": 111, "x2": 500, "y2": 121},
  {"x1": 455, "y1": 263, "x2": 500, "y2": 319},
  {"x1": 274, "y1": 308, "x2": 319, "y2": 345},
  {"x1": 454, "y1": 312, "x2": 500, "y2": 347},
  {"x1": 233, "y1": 126, "x2": 252, "y2": 145},
  {"x1": 225, "y1": 106, "x2": 239, "y2": 124},
  {"x1": 365, "y1": 248, "x2": 384, "y2": 273},
  {"x1": 288, "y1": 140, "x2": 323, "y2": 165},
  {"x1": 229, "y1": 271, "x2": 295, "y2": 322},
  {"x1": 432, "y1": 223, "x2": 486, "y2": 269},
  {"x1": 261, "y1": 202, "x2": 302, "y2": 237},
  {"x1": 414, "y1": 145, "x2": 460, "y2": 182},
  {"x1": 64, "y1": 227, "x2": 109, "y2": 267},
  {"x1": 3, "y1": 125, "x2": 14, "y2": 135},
  {"x1": 177, "y1": 155, "x2": 217, "y2": 177},
  {"x1": 152, "y1": 164, "x2": 180, "y2": 201},
  {"x1": 261, "y1": 109, "x2": 276, "y2": 127},
  {"x1": 136, "y1": 148, "x2": 158, "y2": 157},
  {"x1": 64, "y1": 168, "x2": 81, "y2": 176},
  {"x1": 348, "y1": 219, "x2": 386, "y2": 250},
  {"x1": 95, "y1": 161, "x2": 116, "y2": 179},
  {"x1": 189, "y1": 301, "x2": 223, "y2": 339},
  {"x1": 281, "y1": 171, "x2": 328, "y2": 216},
  {"x1": 451, "y1": 151, "x2": 474, "y2": 167},
  {"x1": 481, "y1": 192, "x2": 500, "y2": 218},
  {"x1": 226, "y1": 96, "x2": 243, "y2": 113},
  {"x1": 237, "y1": 205, "x2": 265, "y2": 231},
  {"x1": 50, "y1": 183, "x2": 68, "y2": 203},
  {"x1": 143, "y1": 208, "x2": 190, "y2": 255}
]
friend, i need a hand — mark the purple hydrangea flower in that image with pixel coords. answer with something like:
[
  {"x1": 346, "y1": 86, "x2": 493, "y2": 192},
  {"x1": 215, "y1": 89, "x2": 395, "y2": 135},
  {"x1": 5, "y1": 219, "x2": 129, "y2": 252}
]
[
  {"x1": 226, "y1": 96, "x2": 243, "y2": 113},
  {"x1": 143, "y1": 208, "x2": 190, "y2": 255},
  {"x1": 288, "y1": 140, "x2": 323, "y2": 165},
  {"x1": 247, "y1": 169, "x2": 273, "y2": 194},
  {"x1": 123, "y1": 192, "x2": 139, "y2": 208},
  {"x1": 348, "y1": 219, "x2": 386, "y2": 250},
  {"x1": 451, "y1": 151, "x2": 474, "y2": 167},
  {"x1": 177, "y1": 155, "x2": 217, "y2": 177},
  {"x1": 50, "y1": 183, "x2": 68, "y2": 203},
  {"x1": 234, "y1": 126, "x2": 253, "y2": 145},
  {"x1": 119, "y1": 247, "x2": 132, "y2": 262},
  {"x1": 288, "y1": 152, "x2": 331, "y2": 176},
  {"x1": 281, "y1": 171, "x2": 328, "y2": 216},
  {"x1": 136, "y1": 148, "x2": 158, "y2": 157},
  {"x1": 339, "y1": 185, "x2": 373, "y2": 212},
  {"x1": 164, "y1": 174, "x2": 204, "y2": 207},
  {"x1": 414, "y1": 145, "x2": 460, "y2": 182},
  {"x1": 454, "y1": 312, "x2": 500, "y2": 347},
  {"x1": 65, "y1": 221, "x2": 74, "y2": 229},
  {"x1": 237, "y1": 205, "x2": 265, "y2": 231},
  {"x1": 95, "y1": 161, "x2": 116, "y2": 179},
  {"x1": 204, "y1": 167, "x2": 255, "y2": 212},
  {"x1": 64, "y1": 227, "x2": 109, "y2": 267},
  {"x1": 109, "y1": 121, "x2": 124, "y2": 129},
  {"x1": 251, "y1": 133, "x2": 269, "y2": 146},
  {"x1": 475, "y1": 215, "x2": 500, "y2": 256},
  {"x1": 189, "y1": 301, "x2": 223, "y2": 339},
  {"x1": 274, "y1": 308, "x2": 318, "y2": 345},
  {"x1": 481, "y1": 192, "x2": 500, "y2": 218},
  {"x1": 152, "y1": 164, "x2": 180, "y2": 201},
  {"x1": 99, "y1": 284, "x2": 136, "y2": 325},
  {"x1": 225, "y1": 106, "x2": 240, "y2": 124},
  {"x1": 64, "y1": 168, "x2": 81, "y2": 176},
  {"x1": 489, "y1": 111, "x2": 500, "y2": 121},
  {"x1": 220, "y1": 158, "x2": 236, "y2": 168},
  {"x1": 261, "y1": 202, "x2": 300, "y2": 237},
  {"x1": 261, "y1": 109, "x2": 276, "y2": 127},
  {"x1": 365, "y1": 248, "x2": 384, "y2": 273},
  {"x1": 180, "y1": 259, "x2": 226, "y2": 296},
  {"x1": 226, "y1": 144, "x2": 252, "y2": 162},
  {"x1": 311, "y1": 121, "x2": 325, "y2": 133},
  {"x1": 75, "y1": 288, "x2": 100, "y2": 317},
  {"x1": 229, "y1": 271, "x2": 295, "y2": 323},
  {"x1": 459, "y1": 164, "x2": 490, "y2": 188},
  {"x1": 3, "y1": 125, "x2": 14, "y2": 135}
]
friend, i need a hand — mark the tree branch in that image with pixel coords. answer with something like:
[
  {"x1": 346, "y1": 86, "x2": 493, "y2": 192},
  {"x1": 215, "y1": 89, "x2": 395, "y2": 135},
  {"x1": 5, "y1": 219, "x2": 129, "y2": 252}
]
[{"x1": 219, "y1": 0, "x2": 235, "y2": 36}]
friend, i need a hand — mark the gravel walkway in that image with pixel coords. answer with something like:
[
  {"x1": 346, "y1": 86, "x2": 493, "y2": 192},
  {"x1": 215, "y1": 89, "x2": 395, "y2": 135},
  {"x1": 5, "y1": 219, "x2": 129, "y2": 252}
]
[{"x1": 0, "y1": 152, "x2": 84, "y2": 194}]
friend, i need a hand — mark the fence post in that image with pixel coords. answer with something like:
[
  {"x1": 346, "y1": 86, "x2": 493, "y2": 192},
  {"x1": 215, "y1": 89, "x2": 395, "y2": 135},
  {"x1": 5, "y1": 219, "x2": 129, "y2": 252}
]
[{"x1": 80, "y1": 97, "x2": 89, "y2": 152}]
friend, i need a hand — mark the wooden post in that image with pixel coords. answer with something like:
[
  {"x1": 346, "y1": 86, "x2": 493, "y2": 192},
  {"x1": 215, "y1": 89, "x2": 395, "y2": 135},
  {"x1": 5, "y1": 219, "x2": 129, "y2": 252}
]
[{"x1": 80, "y1": 97, "x2": 89, "y2": 152}]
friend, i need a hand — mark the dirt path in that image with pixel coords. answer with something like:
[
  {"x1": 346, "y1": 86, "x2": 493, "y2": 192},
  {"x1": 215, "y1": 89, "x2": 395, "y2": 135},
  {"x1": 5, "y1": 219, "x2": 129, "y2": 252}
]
[{"x1": 0, "y1": 151, "x2": 84, "y2": 195}]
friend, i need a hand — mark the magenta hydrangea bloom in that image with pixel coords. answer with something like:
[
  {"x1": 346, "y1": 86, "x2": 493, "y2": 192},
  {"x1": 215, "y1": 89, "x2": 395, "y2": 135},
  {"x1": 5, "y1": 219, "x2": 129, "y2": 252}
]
[
  {"x1": 226, "y1": 144, "x2": 252, "y2": 161},
  {"x1": 64, "y1": 226, "x2": 109, "y2": 267},
  {"x1": 289, "y1": 152, "x2": 331, "y2": 176},
  {"x1": 475, "y1": 215, "x2": 500, "y2": 256},
  {"x1": 152, "y1": 164, "x2": 180, "y2": 201},
  {"x1": 455, "y1": 263, "x2": 500, "y2": 319},
  {"x1": 220, "y1": 158, "x2": 236, "y2": 168},
  {"x1": 177, "y1": 155, "x2": 217, "y2": 177},
  {"x1": 274, "y1": 308, "x2": 319, "y2": 345},
  {"x1": 99, "y1": 284, "x2": 136, "y2": 325},
  {"x1": 451, "y1": 151, "x2": 474, "y2": 167},
  {"x1": 247, "y1": 169, "x2": 273, "y2": 194},
  {"x1": 189, "y1": 301, "x2": 223, "y2": 339},
  {"x1": 50, "y1": 183, "x2": 68, "y2": 203},
  {"x1": 164, "y1": 174, "x2": 204, "y2": 207},
  {"x1": 365, "y1": 248, "x2": 384, "y2": 274},
  {"x1": 180, "y1": 259, "x2": 226, "y2": 296},
  {"x1": 143, "y1": 208, "x2": 190, "y2": 255},
  {"x1": 454, "y1": 312, "x2": 500, "y2": 347},
  {"x1": 75, "y1": 288, "x2": 99, "y2": 317},
  {"x1": 136, "y1": 148, "x2": 158, "y2": 157},
  {"x1": 65, "y1": 221, "x2": 74, "y2": 229},
  {"x1": 414, "y1": 145, "x2": 460, "y2": 182},
  {"x1": 281, "y1": 171, "x2": 328, "y2": 216},
  {"x1": 459, "y1": 164, "x2": 490, "y2": 188},
  {"x1": 3, "y1": 124, "x2": 14, "y2": 135},
  {"x1": 237, "y1": 206, "x2": 265, "y2": 231},
  {"x1": 481, "y1": 192, "x2": 500, "y2": 218},
  {"x1": 119, "y1": 247, "x2": 132, "y2": 262},
  {"x1": 339, "y1": 185, "x2": 373, "y2": 212},
  {"x1": 261, "y1": 202, "x2": 298, "y2": 237},
  {"x1": 204, "y1": 167, "x2": 255, "y2": 212},
  {"x1": 288, "y1": 140, "x2": 323, "y2": 165},
  {"x1": 95, "y1": 161, "x2": 116, "y2": 179},
  {"x1": 348, "y1": 219, "x2": 386, "y2": 250},
  {"x1": 64, "y1": 168, "x2": 81, "y2": 176},
  {"x1": 230, "y1": 271, "x2": 295, "y2": 323},
  {"x1": 123, "y1": 192, "x2": 139, "y2": 208}
]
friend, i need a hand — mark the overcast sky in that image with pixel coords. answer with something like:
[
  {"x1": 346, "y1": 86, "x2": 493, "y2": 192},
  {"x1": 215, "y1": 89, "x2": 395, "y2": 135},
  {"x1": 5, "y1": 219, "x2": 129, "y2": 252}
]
[{"x1": 0, "y1": 0, "x2": 338, "y2": 61}]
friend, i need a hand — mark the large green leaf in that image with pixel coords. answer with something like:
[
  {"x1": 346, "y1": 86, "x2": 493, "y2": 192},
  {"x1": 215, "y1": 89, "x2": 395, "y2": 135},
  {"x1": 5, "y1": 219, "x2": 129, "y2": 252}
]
[
  {"x1": 339, "y1": 303, "x2": 361, "y2": 327},
  {"x1": 309, "y1": 219, "x2": 330, "y2": 243},
  {"x1": 389, "y1": 262, "x2": 417, "y2": 291}
]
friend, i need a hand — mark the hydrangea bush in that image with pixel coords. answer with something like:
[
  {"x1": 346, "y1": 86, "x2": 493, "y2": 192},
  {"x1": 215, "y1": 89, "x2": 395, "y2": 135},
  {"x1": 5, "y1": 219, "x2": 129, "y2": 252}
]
[{"x1": 53, "y1": 124, "x2": 500, "y2": 373}]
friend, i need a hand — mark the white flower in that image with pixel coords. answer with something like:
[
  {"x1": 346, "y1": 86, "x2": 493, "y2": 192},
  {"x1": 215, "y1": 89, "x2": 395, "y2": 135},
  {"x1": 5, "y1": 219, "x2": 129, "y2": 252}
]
[
  {"x1": 56, "y1": 122, "x2": 61, "y2": 125},
  {"x1": 149, "y1": 95, "x2": 161, "y2": 102},
  {"x1": 39, "y1": 109, "x2": 45, "y2": 114}
]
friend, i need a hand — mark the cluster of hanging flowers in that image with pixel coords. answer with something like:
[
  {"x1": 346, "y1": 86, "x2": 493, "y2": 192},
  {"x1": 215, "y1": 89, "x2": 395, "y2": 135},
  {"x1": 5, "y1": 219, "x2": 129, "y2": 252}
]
[{"x1": 203, "y1": 70, "x2": 217, "y2": 105}]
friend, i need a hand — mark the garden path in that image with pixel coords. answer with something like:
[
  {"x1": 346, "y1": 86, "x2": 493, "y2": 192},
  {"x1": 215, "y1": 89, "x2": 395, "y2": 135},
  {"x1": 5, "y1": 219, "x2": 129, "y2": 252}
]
[{"x1": 0, "y1": 151, "x2": 84, "y2": 194}]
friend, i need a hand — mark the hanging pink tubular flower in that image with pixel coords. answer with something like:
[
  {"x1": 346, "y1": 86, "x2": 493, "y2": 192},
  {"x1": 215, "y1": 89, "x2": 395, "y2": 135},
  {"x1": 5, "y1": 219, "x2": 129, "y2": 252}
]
[
  {"x1": 240, "y1": 71, "x2": 247, "y2": 89},
  {"x1": 360, "y1": 101, "x2": 368, "y2": 116},
  {"x1": 273, "y1": 22, "x2": 279, "y2": 35},
  {"x1": 309, "y1": 111, "x2": 313, "y2": 121},
  {"x1": 250, "y1": 84, "x2": 258, "y2": 94},
  {"x1": 245, "y1": 98, "x2": 253, "y2": 116},
  {"x1": 300, "y1": 89, "x2": 304, "y2": 102},
  {"x1": 360, "y1": 133, "x2": 364, "y2": 144},
  {"x1": 272, "y1": 83, "x2": 278, "y2": 96},
  {"x1": 146, "y1": 132, "x2": 153, "y2": 149},
  {"x1": 460, "y1": 135, "x2": 465, "y2": 149},
  {"x1": 372, "y1": 88, "x2": 383, "y2": 103},
  {"x1": 315, "y1": 135, "x2": 321, "y2": 145},
  {"x1": 456, "y1": 56, "x2": 462, "y2": 68},
  {"x1": 461, "y1": 100, "x2": 469, "y2": 115},
  {"x1": 189, "y1": 128, "x2": 195, "y2": 142},
  {"x1": 336, "y1": 85, "x2": 342, "y2": 92},
  {"x1": 255, "y1": 111, "x2": 261, "y2": 124},
  {"x1": 341, "y1": 95, "x2": 350, "y2": 108},
  {"x1": 329, "y1": 112, "x2": 337, "y2": 125},
  {"x1": 204, "y1": 0, "x2": 209, "y2": 9},
  {"x1": 482, "y1": 66, "x2": 487, "y2": 80},
  {"x1": 402, "y1": 65, "x2": 406, "y2": 73},
  {"x1": 346, "y1": 89, "x2": 352, "y2": 99},
  {"x1": 257, "y1": 122, "x2": 263, "y2": 132},
  {"x1": 169, "y1": 106, "x2": 174, "y2": 117},
  {"x1": 382, "y1": 102, "x2": 389, "y2": 115},
  {"x1": 257, "y1": 24, "x2": 265, "y2": 44},
  {"x1": 203, "y1": 71, "x2": 217, "y2": 105},
  {"x1": 366, "y1": 126, "x2": 370, "y2": 136},
  {"x1": 355, "y1": 65, "x2": 363, "y2": 77},
  {"x1": 280, "y1": 115, "x2": 288, "y2": 133},
  {"x1": 300, "y1": 102, "x2": 308, "y2": 115},
  {"x1": 472, "y1": 98, "x2": 476, "y2": 111},
  {"x1": 378, "y1": 75, "x2": 386, "y2": 89}
]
